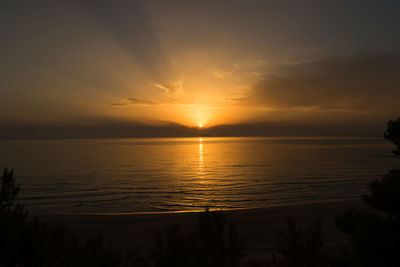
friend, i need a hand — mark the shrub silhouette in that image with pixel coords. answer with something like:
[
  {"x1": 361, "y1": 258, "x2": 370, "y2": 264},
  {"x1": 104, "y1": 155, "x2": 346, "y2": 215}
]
[
  {"x1": 362, "y1": 169, "x2": 400, "y2": 218},
  {"x1": 384, "y1": 117, "x2": 400, "y2": 155},
  {"x1": 152, "y1": 223, "x2": 191, "y2": 267},
  {"x1": 151, "y1": 208, "x2": 244, "y2": 267},
  {"x1": 194, "y1": 208, "x2": 243, "y2": 266},
  {"x1": 335, "y1": 169, "x2": 400, "y2": 267},
  {"x1": 271, "y1": 217, "x2": 325, "y2": 267},
  {"x1": 0, "y1": 169, "x2": 21, "y2": 211},
  {"x1": 0, "y1": 168, "x2": 121, "y2": 266},
  {"x1": 0, "y1": 168, "x2": 29, "y2": 265}
]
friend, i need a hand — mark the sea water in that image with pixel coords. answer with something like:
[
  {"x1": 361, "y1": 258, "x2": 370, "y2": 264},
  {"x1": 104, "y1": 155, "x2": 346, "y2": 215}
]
[{"x1": 0, "y1": 137, "x2": 399, "y2": 215}]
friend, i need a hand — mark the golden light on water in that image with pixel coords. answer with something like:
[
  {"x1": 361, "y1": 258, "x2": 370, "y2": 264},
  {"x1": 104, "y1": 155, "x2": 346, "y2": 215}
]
[{"x1": 198, "y1": 138, "x2": 204, "y2": 171}]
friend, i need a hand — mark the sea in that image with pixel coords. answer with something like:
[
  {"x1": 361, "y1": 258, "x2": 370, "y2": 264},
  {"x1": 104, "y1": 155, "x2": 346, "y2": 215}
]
[{"x1": 0, "y1": 137, "x2": 399, "y2": 215}]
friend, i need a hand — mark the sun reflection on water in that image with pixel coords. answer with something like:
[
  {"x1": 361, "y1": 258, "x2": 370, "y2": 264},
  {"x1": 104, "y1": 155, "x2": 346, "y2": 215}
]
[{"x1": 199, "y1": 137, "x2": 204, "y2": 170}]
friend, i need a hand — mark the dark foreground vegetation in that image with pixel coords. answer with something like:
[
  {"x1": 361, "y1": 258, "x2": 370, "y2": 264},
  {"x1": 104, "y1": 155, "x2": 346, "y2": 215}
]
[
  {"x1": 0, "y1": 169, "x2": 121, "y2": 266},
  {"x1": 385, "y1": 117, "x2": 400, "y2": 155},
  {"x1": 1, "y1": 118, "x2": 399, "y2": 266}
]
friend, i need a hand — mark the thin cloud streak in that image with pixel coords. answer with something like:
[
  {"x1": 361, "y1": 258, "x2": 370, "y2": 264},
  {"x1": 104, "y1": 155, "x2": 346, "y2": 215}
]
[{"x1": 110, "y1": 97, "x2": 155, "y2": 107}]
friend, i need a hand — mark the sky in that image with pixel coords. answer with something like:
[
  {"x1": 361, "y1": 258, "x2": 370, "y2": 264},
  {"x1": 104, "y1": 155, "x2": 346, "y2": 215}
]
[{"x1": 1, "y1": 0, "x2": 399, "y2": 137}]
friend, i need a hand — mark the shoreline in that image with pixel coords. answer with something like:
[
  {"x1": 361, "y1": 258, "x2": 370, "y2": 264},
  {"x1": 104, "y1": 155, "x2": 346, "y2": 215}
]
[{"x1": 35, "y1": 197, "x2": 361, "y2": 216}]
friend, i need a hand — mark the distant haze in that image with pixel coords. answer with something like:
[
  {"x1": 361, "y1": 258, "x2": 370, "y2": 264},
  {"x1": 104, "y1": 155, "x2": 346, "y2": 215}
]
[{"x1": 0, "y1": 120, "x2": 385, "y2": 139}]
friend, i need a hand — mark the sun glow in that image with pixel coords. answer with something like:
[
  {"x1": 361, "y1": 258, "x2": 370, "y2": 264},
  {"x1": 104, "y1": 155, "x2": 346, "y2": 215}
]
[{"x1": 198, "y1": 123, "x2": 203, "y2": 128}]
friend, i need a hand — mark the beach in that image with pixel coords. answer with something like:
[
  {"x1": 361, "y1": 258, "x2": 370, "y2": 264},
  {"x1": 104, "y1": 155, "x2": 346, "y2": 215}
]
[{"x1": 43, "y1": 200, "x2": 367, "y2": 261}]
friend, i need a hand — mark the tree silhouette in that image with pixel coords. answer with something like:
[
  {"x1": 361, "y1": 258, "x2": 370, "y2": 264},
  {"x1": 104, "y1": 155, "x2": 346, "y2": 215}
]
[
  {"x1": 0, "y1": 169, "x2": 121, "y2": 266},
  {"x1": 0, "y1": 169, "x2": 19, "y2": 210},
  {"x1": 335, "y1": 169, "x2": 400, "y2": 267},
  {"x1": 384, "y1": 118, "x2": 400, "y2": 155},
  {"x1": 151, "y1": 208, "x2": 243, "y2": 267},
  {"x1": 272, "y1": 217, "x2": 325, "y2": 267},
  {"x1": 362, "y1": 169, "x2": 400, "y2": 219}
]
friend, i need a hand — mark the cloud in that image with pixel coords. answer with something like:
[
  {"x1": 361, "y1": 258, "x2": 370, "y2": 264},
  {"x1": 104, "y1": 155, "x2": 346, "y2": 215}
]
[
  {"x1": 240, "y1": 53, "x2": 400, "y2": 112},
  {"x1": 153, "y1": 80, "x2": 184, "y2": 95},
  {"x1": 110, "y1": 97, "x2": 155, "y2": 107},
  {"x1": 248, "y1": 72, "x2": 261, "y2": 77},
  {"x1": 126, "y1": 98, "x2": 155, "y2": 105},
  {"x1": 109, "y1": 81, "x2": 194, "y2": 108},
  {"x1": 152, "y1": 80, "x2": 191, "y2": 104},
  {"x1": 212, "y1": 70, "x2": 232, "y2": 78},
  {"x1": 153, "y1": 83, "x2": 172, "y2": 93},
  {"x1": 109, "y1": 103, "x2": 131, "y2": 107}
]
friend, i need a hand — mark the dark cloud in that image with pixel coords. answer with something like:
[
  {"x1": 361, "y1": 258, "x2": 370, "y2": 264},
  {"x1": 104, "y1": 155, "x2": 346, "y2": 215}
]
[
  {"x1": 110, "y1": 103, "x2": 130, "y2": 107},
  {"x1": 126, "y1": 98, "x2": 155, "y2": 105},
  {"x1": 110, "y1": 97, "x2": 155, "y2": 107},
  {"x1": 244, "y1": 53, "x2": 400, "y2": 111}
]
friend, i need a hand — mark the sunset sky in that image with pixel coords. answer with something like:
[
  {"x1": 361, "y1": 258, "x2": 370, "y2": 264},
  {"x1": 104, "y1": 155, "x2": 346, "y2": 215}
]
[{"x1": 1, "y1": 0, "x2": 399, "y2": 137}]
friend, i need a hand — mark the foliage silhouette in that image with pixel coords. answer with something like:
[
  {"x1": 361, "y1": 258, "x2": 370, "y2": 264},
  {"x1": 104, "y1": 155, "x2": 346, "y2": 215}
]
[
  {"x1": 151, "y1": 208, "x2": 244, "y2": 267},
  {"x1": 271, "y1": 217, "x2": 325, "y2": 267},
  {"x1": 152, "y1": 223, "x2": 191, "y2": 267},
  {"x1": 0, "y1": 168, "x2": 21, "y2": 211},
  {"x1": 362, "y1": 169, "x2": 400, "y2": 218},
  {"x1": 0, "y1": 168, "x2": 121, "y2": 266},
  {"x1": 384, "y1": 117, "x2": 400, "y2": 155},
  {"x1": 335, "y1": 169, "x2": 400, "y2": 267}
]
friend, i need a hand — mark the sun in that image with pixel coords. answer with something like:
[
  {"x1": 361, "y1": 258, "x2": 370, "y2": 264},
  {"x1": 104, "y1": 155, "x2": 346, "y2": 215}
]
[{"x1": 198, "y1": 123, "x2": 203, "y2": 128}]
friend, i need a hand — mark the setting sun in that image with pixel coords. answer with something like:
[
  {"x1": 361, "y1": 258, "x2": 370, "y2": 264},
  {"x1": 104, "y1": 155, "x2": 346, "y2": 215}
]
[{"x1": 198, "y1": 123, "x2": 203, "y2": 128}]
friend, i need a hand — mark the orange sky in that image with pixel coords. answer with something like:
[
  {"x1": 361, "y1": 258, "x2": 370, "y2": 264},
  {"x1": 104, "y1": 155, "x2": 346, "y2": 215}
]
[{"x1": 1, "y1": 0, "x2": 400, "y2": 134}]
